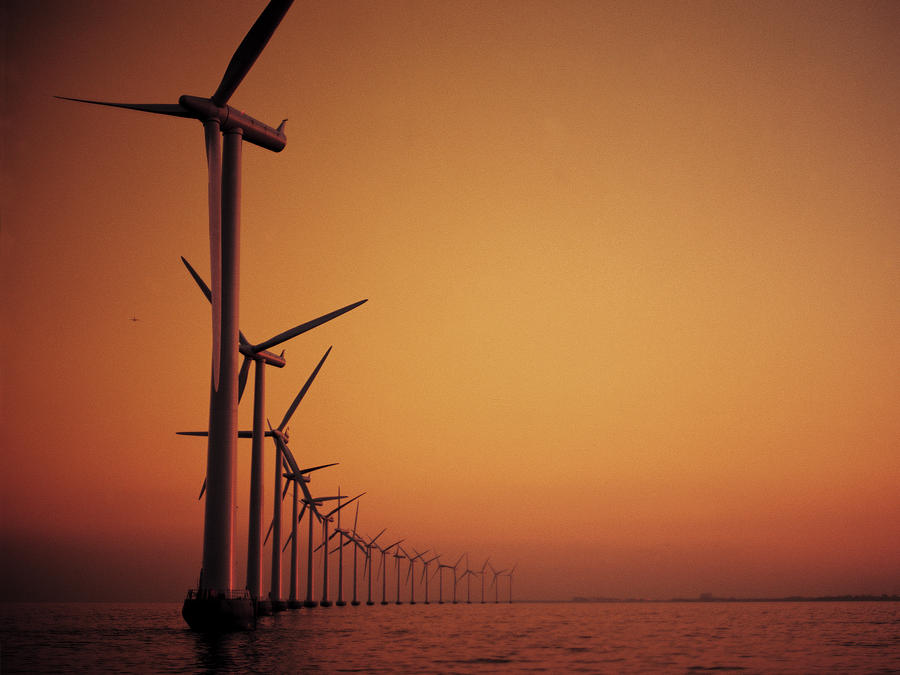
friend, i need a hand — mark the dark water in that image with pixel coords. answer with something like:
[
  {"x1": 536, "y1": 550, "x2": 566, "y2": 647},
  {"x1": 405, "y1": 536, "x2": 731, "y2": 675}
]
[{"x1": 2, "y1": 601, "x2": 898, "y2": 673}]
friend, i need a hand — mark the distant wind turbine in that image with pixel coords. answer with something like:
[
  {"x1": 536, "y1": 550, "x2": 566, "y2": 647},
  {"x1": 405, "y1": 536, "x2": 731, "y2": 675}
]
[
  {"x1": 479, "y1": 558, "x2": 491, "y2": 603},
  {"x1": 458, "y1": 553, "x2": 478, "y2": 604},
  {"x1": 503, "y1": 564, "x2": 518, "y2": 604},
  {"x1": 420, "y1": 553, "x2": 440, "y2": 605},
  {"x1": 434, "y1": 554, "x2": 463, "y2": 605},
  {"x1": 378, "y1": 539, "x2": 404, "y2": 605},
  {"x1": 488, "y1": 563, "x2": 507, "y2": 604},
  {"x1": 316, "y1": 490, "x2": 365, "y2": 607},
  {"x1": 406, "y1": 549, "x2": 429, "y2": 605},
  {"x1": 362, "y1": 529, "x2": 387, "y2": 606}
]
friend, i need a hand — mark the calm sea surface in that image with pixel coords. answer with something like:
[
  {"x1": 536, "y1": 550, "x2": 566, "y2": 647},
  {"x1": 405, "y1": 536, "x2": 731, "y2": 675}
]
[{"x1": 2, "y1": 601, "x2": 898, "y2": 673}]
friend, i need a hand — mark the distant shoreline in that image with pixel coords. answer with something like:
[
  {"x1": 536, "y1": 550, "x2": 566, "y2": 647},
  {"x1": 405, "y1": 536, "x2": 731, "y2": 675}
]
[{"x1": 570, "y1": 594, "x2": 900, "y2": 603}]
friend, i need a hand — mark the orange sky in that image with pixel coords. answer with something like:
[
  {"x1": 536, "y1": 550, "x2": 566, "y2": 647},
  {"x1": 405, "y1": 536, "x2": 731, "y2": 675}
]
[{"x1": 2, "y1": 0, "x2": 899, "y2": 601}]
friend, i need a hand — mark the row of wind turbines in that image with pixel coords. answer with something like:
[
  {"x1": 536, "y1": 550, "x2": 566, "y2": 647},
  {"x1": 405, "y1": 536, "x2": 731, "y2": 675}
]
[
  {"x1": 59, "y1": 0, "x2": 515, "y2": 629},
  {"x1": 177, "y1": 257, "x2": 517, "y2": 613}
]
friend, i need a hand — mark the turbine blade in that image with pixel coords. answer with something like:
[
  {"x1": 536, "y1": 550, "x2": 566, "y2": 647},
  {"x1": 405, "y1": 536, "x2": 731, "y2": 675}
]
[
  {"x1": 277, "y1": 347, "x2": 332, "y2": 430},
  {"x1": 298, "y1": 501, "x2": 307, "y2": 522},
  {"x1": 198, "y1": 477, "x2": 207, "y2": 500},
  {"x1": 281, "y1": 530, "x2": 294, "y2": 552},
  {"x1": 55, "y1": 97, "x2": 193, "y2": 118},
  {"x1": 237, "y1": 355, "x2": 252, "y2": 403},
  {"x1": 282, "y1": 478, "x2": 290, "y2": 500},
  {"x1": 180, "y1": 256, "x2": 212, "y2": 301},
  {"x1": 326, "y1": 491, "x2": 365, "y2": 518},
  {"x1": 211, "y1": 0, "x2": 295, "y2": 107},
  {"x1": 352, "y1": 502, "x2": 359, "y2": 533},
  {"x1": 203, "y1": 120, "x2": 223, "y2": 391},
  {"x1": 180, "y1": 256, "x2": 250, "y2": 347},
  {"x1": 298, "y1": 462, "x2": 338, "y2": 475},
  {"x1": 263, "y1": 516, "x2": 275, "y2": 545},
  {"x1": 254, "y1": 300, "x2": 367, "y2": 353},
  {"x1": 177, "y1": 431, "x2": 209, "y2": 436}
]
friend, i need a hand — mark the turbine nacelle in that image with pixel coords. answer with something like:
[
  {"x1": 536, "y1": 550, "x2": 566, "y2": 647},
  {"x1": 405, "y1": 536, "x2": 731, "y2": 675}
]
[{"x1": 176, "y1": 97, "x2": 286, "y2": 152}]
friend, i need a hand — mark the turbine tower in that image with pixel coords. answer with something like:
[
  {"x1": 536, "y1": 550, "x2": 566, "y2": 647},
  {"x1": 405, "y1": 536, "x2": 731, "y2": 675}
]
[{"x1": 60, "y1": 0, "x2": 299, "y2": 631}]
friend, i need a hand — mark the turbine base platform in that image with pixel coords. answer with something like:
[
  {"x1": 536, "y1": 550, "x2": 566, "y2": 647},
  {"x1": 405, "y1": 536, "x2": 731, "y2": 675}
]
[
  {"x1": 255, "y1": 599, "x2": 273, "y2": 616},
  {"x1": 182, "y1": 590, "x2": 255, "y2": 632},
  {"x1": 271, "y1": 599, "x2": 288, "y2": 613},
  {"x1": 287, "y1": 599, "x2": 303, "y2": 609},
  {"x1": 366, "y1": 601, "x2": 375, "y2": 606},
  {"x1": 320, "y1": 600, "x2": 333, "y2": 607},
  {"x1": 303, "y1": 600, "x2": 318, "y2": 608},
  {"x1": 351, "y1": 600, "x2": 361, "y2": 606},
  {"x1": 336, "y1": 600, "x2": 347, "y2": 607}
]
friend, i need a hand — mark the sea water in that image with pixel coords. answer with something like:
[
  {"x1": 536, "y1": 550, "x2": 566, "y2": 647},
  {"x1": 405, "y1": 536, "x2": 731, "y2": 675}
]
[{"x1": 2, "y1": 601, "x2": 898, "y2": 673}]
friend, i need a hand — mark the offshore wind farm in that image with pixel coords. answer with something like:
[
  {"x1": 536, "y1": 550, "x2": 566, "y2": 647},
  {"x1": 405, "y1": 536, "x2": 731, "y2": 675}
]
[{"x1": 2, "y1": 0, "x2": 900, "y2": 667}]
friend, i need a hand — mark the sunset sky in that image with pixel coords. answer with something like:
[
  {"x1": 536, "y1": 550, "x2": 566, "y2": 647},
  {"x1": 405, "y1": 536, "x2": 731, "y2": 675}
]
[{"x1": 2, "y1": 0, "x2": 898, "y2": 602}]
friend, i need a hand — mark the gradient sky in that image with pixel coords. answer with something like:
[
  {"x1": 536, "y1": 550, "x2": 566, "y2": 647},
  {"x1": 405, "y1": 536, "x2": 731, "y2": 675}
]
[{"x1": 2, "y1": 0, "x2": 898, "y2": 602}]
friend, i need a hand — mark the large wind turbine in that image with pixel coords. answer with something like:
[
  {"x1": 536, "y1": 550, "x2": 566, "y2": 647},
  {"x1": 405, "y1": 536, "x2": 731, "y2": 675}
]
[
  {"x1": 61, "y1": 0, "x2": 299, "y2": 631},
  {"x1": 178, "y1": 261, "x2": 359, "y2": 610},
  {"x1": 179, "y1": 348, "x2": 336, "y2": 613}
]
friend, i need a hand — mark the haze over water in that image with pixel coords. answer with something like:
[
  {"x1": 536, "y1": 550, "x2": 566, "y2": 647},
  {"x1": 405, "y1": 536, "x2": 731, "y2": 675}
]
[
  {"x1": 2, "y1": 0, "x2": 899, "y2": 614},
  {"x1": 2, "y1": 601, "x2": 899, "y2": 673}
]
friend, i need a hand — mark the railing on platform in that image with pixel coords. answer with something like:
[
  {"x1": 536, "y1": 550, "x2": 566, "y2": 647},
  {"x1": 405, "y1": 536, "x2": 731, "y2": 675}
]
[{"x1": 186, "y1": 588, "x2": 252, "y2": 601}]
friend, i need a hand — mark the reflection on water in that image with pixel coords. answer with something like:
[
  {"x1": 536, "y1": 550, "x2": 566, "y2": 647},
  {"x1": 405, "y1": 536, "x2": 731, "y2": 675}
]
[{"x1": 2, "y1": 601, "x2": 899, "y2": 672}]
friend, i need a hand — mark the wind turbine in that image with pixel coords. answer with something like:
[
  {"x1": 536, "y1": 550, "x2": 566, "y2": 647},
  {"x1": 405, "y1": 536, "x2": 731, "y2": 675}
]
[
  {"x1": 362, "y1": 529, "x2": 387, "y2": 606},
  {"x1": 433, "y1": 554, "x2": 463, "y2": 605},
  {"x1": 488, "y1": 563, "x2": 507, "y2": 604},
  {"x1": 405, "y1": 549, "x2": 429, "y2": 605},
  {"x1": 316, "y1": 490, "x2": 365, "y2": 607},
  {"x1": 451, "y1": 554, "x2": 466, "y2": 604},
  {"x1": 278, "y1": 461, "x2": 337, "y2": 609},
  {"x1": 329, "y1": 491, "x2": 362, "y2": 607},
  {"x1": 502, "y1": 564, "x2": 518, "y2": 603},
  {"x1": 267, "y1": 420, "x2": 342, "y2": 611},
  {"x1": 61, "y1": 0, "x2": 300, "y2": 630},
  {"x1": 458, "y1": 553, "x2": 478, "y2": 604},
  {"x1": 178, "y1": 335, "x2": 338, "y2": 612},
  {"x1": 378, "y1": 539, "x2": 404, "y2": 605},
  {"x1": 420, "y1": 553, "x2": 440, "y2": 604},
  {"x1": 393, "y1": 546, "x2": 408, "y2": 605},
  {"x1": 479, "y1": 558, "x2": 491, "y2": 603},
  {"x1": 338, "y1": 503, "x2": 369, "y2": 606}
]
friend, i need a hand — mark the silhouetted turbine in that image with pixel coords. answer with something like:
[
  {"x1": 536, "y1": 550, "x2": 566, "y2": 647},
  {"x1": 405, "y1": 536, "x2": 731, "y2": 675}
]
[{"x1": 60, "y1": 0, "x2": 298, "y2": 602}]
